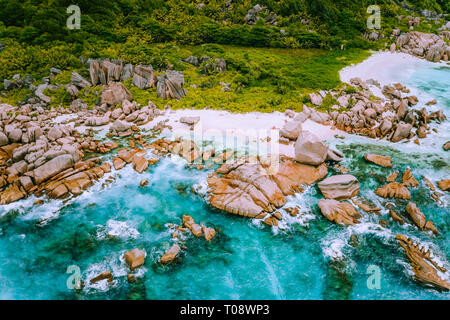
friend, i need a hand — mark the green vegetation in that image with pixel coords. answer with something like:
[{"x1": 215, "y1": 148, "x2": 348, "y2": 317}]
[{"x1": 0, "y1": 0, "x2": 447, "y2": 112}]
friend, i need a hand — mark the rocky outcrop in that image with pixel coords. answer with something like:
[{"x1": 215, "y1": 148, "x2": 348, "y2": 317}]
[
  {"x1": 375, "y1": 182, "x2": 411, "y2": 200},
  {"x1": 207, "y1": 156, "x2": 327, "y2": 218},
  {"x1": 124, "y1": 248, "x2": 146, "y2": 271},
  {"x1": 101, "y1": 82, "x2": 133, "y2": 106},
  {"x1": 363, "y1": 154, "x2": 393, "y2": 167},
  {"x1": 394, "y1": 31, "x2": 449, "y2": 62},
  {"x1": 156, "y1": 71, "x2": 187, "y2": 100},
  {"x1": 318, "y1": 199, "x2": 361, "y2": 225},
  {"x1": 401, "y1": 168, "x2": 419, "y2": 188},
  {"x1": 180, "y1": 116, "x2": 200, "y2": 126},
  {"x1": 90, "y1": 270, "x2": 113, "y2": 284},
  {"x1": 33, "y1": 154, "x2": 75, "y2": 185},
  {"x1": 396, "y1": 235, "x2": 449, "y2": 291},
  {"x1": 132, "y1": 65, "x2": 156, "y2": 89},
  {"x1": 294, "y1": 131, "x2": 328, "y2": 165},
  {"x1": 317, "y1": 175, "x2": 360, "y2": 200}
]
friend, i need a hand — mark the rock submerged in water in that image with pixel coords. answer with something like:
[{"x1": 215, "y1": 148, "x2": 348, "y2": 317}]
[
  {"x1": 318, "y1": 199, "x2": 361, "y2": 225},
  {"x1": 443, "y1": 141, "x2": 450, "y2": 151},
  {"x1": 124, "y1": 248, "x2": 146, "y2": 271},
  {"x1": 396, "y1": 235, "x2": 449, "y2": 291},
  {"x1": 402, "y1": 168, "x2": 419, "y2": 188},
  {"x1": 317, "y1": 174, "x2": 360, "y2": 200},
  {"x1": 90, "y1": 270, "x2": 113, "y2": 284},
  {"x1": 437, "y1": 179, "x2": 449, "y2": 191},
  {"x1": 375, "y1": 182, "x2": 411, "y2": 200},
  {"x1": 207, "y1": 156, "x2": 327, "y2": 217},
  {"x1": 363, "y1": 154, "x2": 392, "y2": 167},
  {"x1": 160, "y1": 244, "x2": 181, "y2": 264},
  {"x1": 405, "y1": 202, "x2": 438, "y2": 234}
]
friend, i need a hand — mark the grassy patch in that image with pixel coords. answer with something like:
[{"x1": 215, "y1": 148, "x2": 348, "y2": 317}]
[{"x1": 124, "y1": 45, "x2": 370, "y2": 113}]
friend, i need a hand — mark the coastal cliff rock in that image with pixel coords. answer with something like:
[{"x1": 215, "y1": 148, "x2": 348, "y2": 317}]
[
  {"x1": 280, "y1": 120, "x2": 302, "y2": 140},
  {"x1": 207, "y1": 156, "x2": 327, "y2": 217},
  {"x1": 396, "y1": 235, "x2": 449, "y2": 291}
]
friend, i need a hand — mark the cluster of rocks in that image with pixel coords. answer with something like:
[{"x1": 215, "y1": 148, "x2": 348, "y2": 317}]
[
  {"x1": 112, "y1": 145, "x2": 160, "y2": 174},
  {"x1": 81, "y1": 100, "x2": 160, "y2": 135},
  {"x1": 244, "y1": 4, "x2": 277, "y2": 25},
  {"x1": 87, "y1": 59, "x2": 154, "y2": 89},
  {"x1": 161, "y1": 215, "x2": 217, "y2": 264},
  {"x1": 391, "y1": 31, "x2": 450, "y2": 62},
  {"x1": 69, "y1": 59, "x2": 187, "y2": 102},
  {"x1": 296, "y1": 78, "x2": 447, "y2": 144},
  {"x1": 0, "y1": 98, "x2": 145, "y2": 206},
  {"x1": 147, "y1": 137, "x2": 236, "y2": 169},
  {"x1": 3, "y1": 74, "x2": 35, "y2": 92}
]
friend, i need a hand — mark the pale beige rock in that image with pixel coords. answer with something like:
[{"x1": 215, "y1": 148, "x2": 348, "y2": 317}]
[
  {"x1": 294, "y1": 131, "x2": 328, "y2": 165},
  {"x1": 317, "y1": 174, "x2": 360, "y2": 200}
]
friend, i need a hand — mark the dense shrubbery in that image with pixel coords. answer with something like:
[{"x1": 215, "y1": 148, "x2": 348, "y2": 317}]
[{"x1": 0, "y1": 0, "x2": 447, "y2": 112}]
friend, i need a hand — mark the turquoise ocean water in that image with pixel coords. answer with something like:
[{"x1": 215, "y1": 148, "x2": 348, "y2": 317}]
[{"x1": 0, "y1": 60, "x2": 449, "y2": 300}]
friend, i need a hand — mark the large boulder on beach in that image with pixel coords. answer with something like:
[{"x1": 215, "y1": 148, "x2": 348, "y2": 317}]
[
  {"x1": 280, "y1": 120, "x2": 302, "y2": 140},
  {"x1": 318, "y1": 199, "x2": 361, "y2": 225},
  {"x1": 294, "y1": 131, "x2": 328, "y2": 166},
  {"x1": 110, "y1": 120, "x2": 132, "y2": 132},
  {"x1": 391, "y1": 122, "x2": 412, "y2": 142},
  {"x1": 317, "y1": 174, "x2": 360, "y2": 200},
  {"x1": 207, "y1": 156, "x2": 327, "y2": 218},
  {"x1": 33, "y1": 154, "x2": 74, "y2": 185}
]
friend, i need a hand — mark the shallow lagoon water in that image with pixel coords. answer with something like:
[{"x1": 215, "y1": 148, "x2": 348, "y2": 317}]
[{"x1": 0, "y1": 59, "x2": 449, "y2": 300}]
